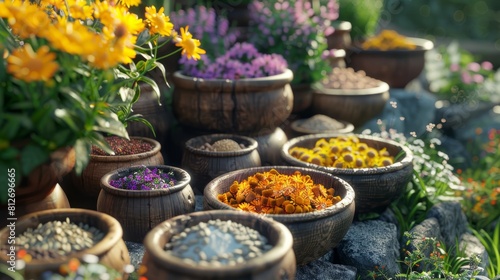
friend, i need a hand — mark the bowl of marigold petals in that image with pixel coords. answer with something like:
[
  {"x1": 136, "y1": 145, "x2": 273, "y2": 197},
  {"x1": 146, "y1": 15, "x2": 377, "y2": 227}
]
[
  {"x1": 281, "y1": 133, "x2": 414, "y2": 215},
  {"x1": 203, "y1": 166, "x2": 355, "y2": 265}
]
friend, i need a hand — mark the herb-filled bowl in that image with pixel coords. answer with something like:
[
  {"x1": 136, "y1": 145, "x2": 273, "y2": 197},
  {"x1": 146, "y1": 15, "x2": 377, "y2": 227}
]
[
  {"x1": 97, "y1": 165, "x2": 196, "y2": 242},
  {"x1": 142, "y1": 210, "x2": 296, "y2": 279},
  {"x1": 281, "y1": 133, "x2": 414, "y2": 214},
  {"x1": 203, "y1": 166, "x2": 355, "y2": 265}
]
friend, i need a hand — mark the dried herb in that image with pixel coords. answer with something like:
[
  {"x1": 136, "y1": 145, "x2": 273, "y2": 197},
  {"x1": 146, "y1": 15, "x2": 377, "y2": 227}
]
[{"x1": 218, "y1": 169, "x2": 341, "y2": 214}]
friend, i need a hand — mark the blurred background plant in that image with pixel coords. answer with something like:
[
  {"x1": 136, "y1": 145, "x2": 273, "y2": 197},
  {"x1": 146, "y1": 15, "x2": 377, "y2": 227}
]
[
  {"x1": 337, "y1": 0, "x2": 383, "y2": 42},
  {"x1": 425, "y1": 42, "x2": 500, "y2": 104},
  {"x1": 247, "y1": 0, "x2": 335, "y2": 85}
]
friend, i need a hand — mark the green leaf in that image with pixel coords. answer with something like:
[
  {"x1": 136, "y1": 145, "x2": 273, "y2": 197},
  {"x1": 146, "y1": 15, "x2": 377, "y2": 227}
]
[
  {"x1": 54, "y1": 109, "x2": 79, "y2": 131},
  {"x1": 73, "y1": 138, "x2": 90, "y2": 175},
  {"x1": 138, "y1": 76, "x2": 161, "y2": 103},
  {"x1": 88, "y1": 132, "x2": 114, "y2": 155},
  {"x1": 93, "y1": 114, "x2": 129, "y2": 139},
  {"x1": 20, "y1": 144, "x2": 48, "y2": 175}
]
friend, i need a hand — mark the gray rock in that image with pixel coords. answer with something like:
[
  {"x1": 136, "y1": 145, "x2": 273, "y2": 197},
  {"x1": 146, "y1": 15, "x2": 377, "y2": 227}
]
[
  {"x1": 404, "y1": 218, "x2": 443, "y2": 272},
  {"x1": 358, "y1": 88, "x2": 437, "y2": 137},
  {"x1": 336, "y1": 220, "x2": 400, "y2": 280},
  {"x1": 426, "y1": 202, "x2": 469, "y2": 249},
  {"x1": 296, "y1": 262, "x2": 357, "y2": 280},
  {"x1": 460, "y1": 232, "x2": 489, "y2": 275}
]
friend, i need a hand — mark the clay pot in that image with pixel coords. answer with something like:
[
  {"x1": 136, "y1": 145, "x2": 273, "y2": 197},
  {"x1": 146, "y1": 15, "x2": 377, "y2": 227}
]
[
  {"x1": 126, "y1": 84, "x2": 174, "y2": 161},
  {"x1": 346, "y1": 37, "x2": 434, "y2": 88},
  {"x1": 97, "y1": 165, "x2": 196, "y2": 242},
  {"x1": 291, "y1": 84, "x2": 314, "y2": 114},
  {"x1": 311, "y1": 81, "x2": 390, "y2": 127},
  {"x1": 171, "y1": 69, "x2": 294, "y2": 134},
  {"x1": 326, "y1": 21, "x2": 352, "y2": 50},
  {"x1": 181, "y1": 134, "x2": 261, "y2": 195},
  {"x1": 0, "y1": 208, "x2": 130, "y2": 279},
  {"x1": 281, "y1": 133, "x2": 414, "y2": 214},
  {"x1": 64, "y1": 137, "x2": 164, "y2": 208},
  {"x1": 203, "y1": 166, "x2": 356, "y2": 265},
  {"x1": 142, "y1": 210, "x2": 296, "y2": 279},
  {"x1": 0, "y1": 148, "x2": 74, "y2": 228}
]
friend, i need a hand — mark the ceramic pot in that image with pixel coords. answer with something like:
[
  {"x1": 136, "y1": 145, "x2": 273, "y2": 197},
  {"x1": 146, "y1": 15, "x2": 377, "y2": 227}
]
[
  {"x1": 251, "y1": 127, "x2": 289, "y2": 166},
  {"x1": 142, "y1": 210, "x2": 296, "y2": 279},
  {"x1": 346, "y1": 37, "x2": 434, "y2": 88},
  {"x1": 203, "y1": 166, "x2": 356, "y2": 265},
  {"x1": 0, "y1": 147, "x2": 74, "y2": 228},
  {"x1": 64, "y1": 137, "x2": 164, "y2": 208},
  {"x1": 326, "y1": 21, "x2": 352, "y2": 50},
  {"x1": 126, "y1": 84, "x2": 174, "y2": 161},
  {"x1": 311, "y1": 81, "x2": 390, "y2": 127},
  {"x1": 0, "y1": 208, "x2": 130, "y2": 279},
  {"x1": 281, "y1": 133, "x2": 414, "y2": 214},
  {"x1": 181, "y1": 134, "x2": 261, "y2": 195},
  {"x1": 291, "y1": 84, "x2": 314, "y2": 114},
  {"x1": 171, "y1": 69, "x2": 294, "y2": 134},
  {"x1": 97, "y1": 165, "x2": 196, "y2": 242}
]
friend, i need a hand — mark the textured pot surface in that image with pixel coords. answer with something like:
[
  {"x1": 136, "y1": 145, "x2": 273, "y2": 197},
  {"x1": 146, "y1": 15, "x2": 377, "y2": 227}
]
[
  {"x1": 142, "y1": 210, "x2": 296, "y2": 279},
  {"x1": 172, "y1": 69, "x2": 294, "y2": 133},
  {"x1": 97, "y1": 165, "x2": 196, "y2": 242}
]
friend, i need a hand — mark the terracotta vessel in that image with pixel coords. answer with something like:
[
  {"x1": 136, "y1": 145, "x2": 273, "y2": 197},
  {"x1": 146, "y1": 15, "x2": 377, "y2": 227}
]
[
  {"x1": 142, "y1": 210, "x2": 296, "y2": 279},
  {"x1": 203, "y1": 166, "x2": 356, "y2": 265},
  {"x1": 181, "y1": 134, "x2": 261, "y2": 195},
  {"x1": 97, "y1": 165, "x2": 196, "y2": 242},
  {"x1": 171, "y1": 69, "x2": 294, "y2": 134},
  {"x1": 0, "y1": 208, "x2": 130, "y2": 279},
  {"x1": 64, "y1": 137, "x2": 164, "y2": 205},
  {"x1": 281, "y1": 133, "x2": 414, "y2": 214}
]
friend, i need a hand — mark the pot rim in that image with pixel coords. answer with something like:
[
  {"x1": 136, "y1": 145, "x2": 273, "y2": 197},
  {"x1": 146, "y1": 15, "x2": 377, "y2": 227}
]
[
  {"x1": 203, "y1": 166, "x2": 356, "y2": 222},
  {"x1": 173, "y1": 68, "x2": 293, "y2": 83},
  {"x1": 281, "y1": 133, "x2": 414, "y2": 175},
  {"x1": 90, "y1": 137, "x2": 161, "y2": 162},
  {"x1": 100, "y1": 165, "x2": 191, "y2": 197},
  {"x1": 143, "y1": 210, "x2": 294, "y2": 275},
  {"x1": 290, "y1": 118, "x2": 355, "y2": 135},
  {"x1": 184, "y1": 134, "x2": 259, "y2": 157},
  {"x1": 0, "y1": 208, "x2": 124, "y2": 265},
  {"x1": 312, "y1": 81, "x2": 390, "y2": 96},
  {"x1": 349, "y1": 37, "x2": 434, "y2": 54}
]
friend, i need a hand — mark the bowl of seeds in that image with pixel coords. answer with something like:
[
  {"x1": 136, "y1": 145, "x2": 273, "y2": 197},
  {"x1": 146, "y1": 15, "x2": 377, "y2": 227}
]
[
  {"x1": 182, "y1": 134, "x2": 261, "y2": 194},
  {"x1": 203, "y1": 166, "x2": 355, "y2": 265},
  {"x1": 311, "y1": 67, "x2": 390, "y2": 127},
  {"x1": 142, "y1": 210, "x2": 296, "y2": 279},
  {"x1": 281, "y1": 133, "x2": 414, "y2": 214},
  {"x1": 0, "y1": 208, "x2": 129, "y2": 279}
]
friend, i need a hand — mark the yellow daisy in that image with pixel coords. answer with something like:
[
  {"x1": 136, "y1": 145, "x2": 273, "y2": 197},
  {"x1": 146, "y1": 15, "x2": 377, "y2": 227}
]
[
  {"x1": 175, "y1": 26, "x2": 206, "y2": 61},
  {"x1": 7, "y1": 45, "x2": 59, "y2": 82},
  {"x1": 145, "y1": 6, "x2": 174, "y2": 37}
]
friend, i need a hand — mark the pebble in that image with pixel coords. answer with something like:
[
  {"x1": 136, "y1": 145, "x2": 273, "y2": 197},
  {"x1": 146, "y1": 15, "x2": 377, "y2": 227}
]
[
  {"x1": 321, "y1": 67, "x2": 382, "y2": 89},
  {"x1": 164, "y1": 219, "x2": 272, "y2": 266}
]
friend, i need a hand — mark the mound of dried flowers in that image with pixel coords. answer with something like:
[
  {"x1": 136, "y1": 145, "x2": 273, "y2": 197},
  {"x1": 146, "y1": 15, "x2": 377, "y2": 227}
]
[
  {"x1": 218, "y1": 169, "x2": 341, "y2": 214},
  {"x1": 289, "y1": 135, "x2": 394, "y2": 168},
  {"x1": 362, "y1": 30, "x2": 416, "y2": 51},
  {"x1": 109, "y1": 166, "x2": 176, "y2": 190}
]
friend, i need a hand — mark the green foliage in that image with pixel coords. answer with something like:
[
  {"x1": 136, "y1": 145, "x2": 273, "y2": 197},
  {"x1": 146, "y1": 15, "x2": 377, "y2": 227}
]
[
  {"x1": 337, "y1": 0, "x2": 383, "y2": 41},
  {"x1": 472, "y1": 222, "x2": 500, "y2": 277},
  {"x1": 381, "y1": 0, "x2": 499, "y2": 43}
]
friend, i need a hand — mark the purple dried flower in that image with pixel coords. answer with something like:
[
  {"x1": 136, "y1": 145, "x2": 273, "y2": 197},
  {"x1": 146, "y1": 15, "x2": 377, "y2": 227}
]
[{"x1": 109, "y1": 166, "x2": 177, "y2": 190}]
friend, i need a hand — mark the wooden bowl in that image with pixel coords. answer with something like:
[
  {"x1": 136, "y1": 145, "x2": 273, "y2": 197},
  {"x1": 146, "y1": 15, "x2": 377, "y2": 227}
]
[
  {"x1": 142, "y1": 210, "x2": 296, "y2": 279},
  {"x1": 346, "y1": 37, "x2": 434, "y2": 88},
  {"x1": 172, "y1": 69, "x2": 294, "y2": 134},
  {"x1": 64, "y1": 137, "x2": 164, "y2": 200},
  {"x1": 281, "y1": 133, "x2": 414, "y2": 214},
  {"x1": 0, "y1": 208, "x2": 130, "y2": 279},
  {"x1": 182, "y1": 134, "x2": 261, "y2": 195},
  {"x1": 97, "y1": 165, "x2": 196, "y2": 242},
  {"x1": 203, "y1": 166, "x2": 355, "y2": 265},
  {"x1": 311, "y1": 81, "x2": 390, "y2": 127}
]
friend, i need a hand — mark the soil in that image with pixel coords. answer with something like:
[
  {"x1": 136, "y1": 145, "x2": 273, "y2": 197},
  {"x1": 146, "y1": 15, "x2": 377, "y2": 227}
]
[{"x1": 91, "y1": 136, "x2": 154, "y2": 156}]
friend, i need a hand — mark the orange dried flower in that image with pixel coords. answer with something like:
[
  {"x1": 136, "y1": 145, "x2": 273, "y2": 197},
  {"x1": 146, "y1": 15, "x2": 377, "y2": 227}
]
[{"x1": 217, "y1": 169, "x2": 341, "y2": 214}]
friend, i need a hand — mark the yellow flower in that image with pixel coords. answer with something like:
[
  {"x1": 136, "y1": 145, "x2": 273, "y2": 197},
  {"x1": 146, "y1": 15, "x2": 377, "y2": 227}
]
[
  {"x1": 145, "y1": 6, "x2": 174, "y2": 37},
  {"x1": 7, "y1": 44, "x2": 59, "y2": 82},
  {"x1": 119, "y1": 0, "x2": 141, "y2": 7},
  {"x1": 175, "y1": 26, "x2": 206, "y2": 61}
]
